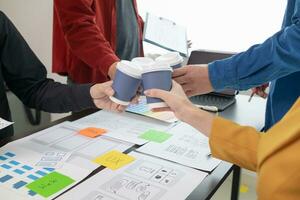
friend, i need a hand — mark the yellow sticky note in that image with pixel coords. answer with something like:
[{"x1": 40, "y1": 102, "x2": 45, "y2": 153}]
[
  {"x1": 240, "y1": 184, "x2": 249, "y2": 193},
  {"x1": 93, "y1": 150, "x2": 135, "y2": 170}
]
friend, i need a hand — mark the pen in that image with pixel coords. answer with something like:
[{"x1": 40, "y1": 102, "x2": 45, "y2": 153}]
[
  {"x1": 195, "y1": 105, "x2": 219, "y2": 112},
  {"x1": 248, "y1": 92, "x2": 255, "y2": 102}
]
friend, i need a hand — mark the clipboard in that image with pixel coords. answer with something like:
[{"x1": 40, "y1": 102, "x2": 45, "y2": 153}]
[{"x1": 143, "y1": 13, "x2": 188, "y2": 57}]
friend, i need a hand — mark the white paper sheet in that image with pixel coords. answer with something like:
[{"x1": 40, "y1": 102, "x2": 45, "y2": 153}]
[
  {"x1": 0, "y1": 145, "x2": 90, "y2": 200},
  {"x1": 0, "y1": 117, "x2": 13, "y2": 130},
  {"x1": 144, "y1": 13, "x2": 188, "y2": 56},
  {"x1": 71, "y1": 111, "x2": 172, "y2": 145},
  {"x1": 58, "y1": 152, "x2": 208, "y2": 200},
  {"x1": 137, "y1": 122, "x2": 221, "y2": 172},
  {"x1": 12, "y1": 122, "x2": 134, "y2": 171}
]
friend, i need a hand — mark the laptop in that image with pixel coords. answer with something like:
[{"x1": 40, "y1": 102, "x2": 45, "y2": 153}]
[{"x1": 188, "y1": 50, "x2": 236, "y2": 111}]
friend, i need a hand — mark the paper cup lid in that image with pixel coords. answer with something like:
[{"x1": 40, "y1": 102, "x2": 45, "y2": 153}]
[
  {"x1": 155, "y1": 52, "x2": 183, "y2": 66},
  {"x1": 142, "y1": 61, "x2": 173, "y2": 74},
  {"x1": 117, "y1": 60, "x2": 142, "y2": 79},
  {"x1": 132, "y1": 57, "x2": 155, "y2": 66}
]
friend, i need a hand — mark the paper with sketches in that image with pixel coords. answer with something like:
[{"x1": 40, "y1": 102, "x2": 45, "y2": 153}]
[
  {"x1": 137, "y1": 122, "x2": 221, "y2": 171},
  {"x1": 71, "y1": 111, "x2": 172, "y2": 145},
  {"x1": 58, "y1": 152, "x2": 208, "y2": 200}
]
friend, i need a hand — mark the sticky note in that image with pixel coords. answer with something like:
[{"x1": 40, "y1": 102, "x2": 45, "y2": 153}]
[
  {"x1": 240, "y1": 184, "x2": 249, "y2": 193},
  {"x1": 26, "y1": 172, "x2": 75, "y2": 198},
  {"x1": 93, "y1": 150, "x2": 135, "y2": 170},
  {"x1": 139, "y1": 129, "x2": 172, "y2": 143},
  {"x1": 79, "y1": 127, "x2": 107, "y2": 138}
]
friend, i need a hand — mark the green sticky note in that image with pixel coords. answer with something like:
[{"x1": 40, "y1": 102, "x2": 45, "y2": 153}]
[
  {"x1": 140, "y1": 129, "x2": 172, "y2": 143},
  {"x1": 26, "y1": 172, "x2": 75, "y2": 198}
]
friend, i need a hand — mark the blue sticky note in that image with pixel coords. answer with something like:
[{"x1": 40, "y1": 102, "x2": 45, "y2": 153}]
[
  {"x1": 1, "y1": 164, "x2": 12, "y2": 169},
  {"x1": 22, "y1": 165, "x2": 33, "y2": 171},
  {"x1": 0, "y1": 175, "x2": 13, "y2": 183},
  {"x1": 5, "y1": 152, "x2": 16, "y2": 157},
  {"x1": 35, "y1": 170, "x2": 47, "y2": 177},
  {"x1": 9, "y1": 160, "x2": 20, "y2": 166},
  {"x1": 14, "y1": 169, "x2": 25, "y2": 175},
  {"x1": 13, "y1": 181, "x2": 27, "y2": 189},
  {"x1": 0, "y1": 156, "x2": 7, "y2": 160},
  {"x1": 27, "y1": 175, "x2": 39, "y2": 181}
]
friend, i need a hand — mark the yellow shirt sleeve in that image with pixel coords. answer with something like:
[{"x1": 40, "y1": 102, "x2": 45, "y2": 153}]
[{"x1": 209, "y1": 117, "x2": 261, "y2": 171}]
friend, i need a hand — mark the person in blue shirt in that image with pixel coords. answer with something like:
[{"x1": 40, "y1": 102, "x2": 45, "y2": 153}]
[{"x1": 173, "y1": 0, "x2": 300, "y2": 130}]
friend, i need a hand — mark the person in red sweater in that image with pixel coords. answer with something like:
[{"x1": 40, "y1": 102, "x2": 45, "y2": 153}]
[{"x1": 52, "y1": 0, "x2": 144, "y2": 84}]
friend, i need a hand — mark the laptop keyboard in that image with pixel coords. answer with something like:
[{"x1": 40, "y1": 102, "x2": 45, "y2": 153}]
[{"x1": 189, "y1": 94, "x2": 236, "y2": 111}]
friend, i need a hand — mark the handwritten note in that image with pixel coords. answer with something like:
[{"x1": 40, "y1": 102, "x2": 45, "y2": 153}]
[
  {"x1": 139, "y1": 129, "x2": 172, "y2": 143},
  {"x1": 79, "y1": 127, "x2": 107, "y2": 138},
  {"x1": 93, "y1": 150, "x2": 135, "y2": 170},
  {"x1": 26, "y1": 172, "x2": 75, "y2": 198}
]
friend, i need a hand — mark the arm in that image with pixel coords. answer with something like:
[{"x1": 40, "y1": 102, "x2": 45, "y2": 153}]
[
  {"x1": 1, "y1": 12, "x2": 126, "y2": 113},
  {"x1": 54, "y1": 0, "x2": 119, "y2": 77},
  {"x1": 145, "y1": 81, "x2": 260, "y2": 171},
  {"x1": 209, "y1": 117, "x2": 260, "y2": 171},
  {"x1": 0, "y1": 11, "x2": 95, "y2": 113},
  {"x1": 208, "y1": 2, "x2": 300, "y2": 90}
]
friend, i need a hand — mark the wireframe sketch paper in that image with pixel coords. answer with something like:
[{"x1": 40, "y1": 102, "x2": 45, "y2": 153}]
[
  {"x1": 71, "y1": 111, "x2": 172, "y2": 145},
  {"x1": 137, "y1": 122, "x2": 221, "y2": 172},
  {"x1": 58, "y1": 152, "x2": 208, "y2": 200},
  {"x1": 144, "y1": 13, "x2": 188, "y2": 56},
  {"x1": 0, "y1": 145, "x2": 90, "y2": 200},
  {"x1": 11, "y1": 122, "x2": 134, "y2": 171}
]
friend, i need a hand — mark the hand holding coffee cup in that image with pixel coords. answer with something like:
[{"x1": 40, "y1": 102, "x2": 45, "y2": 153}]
[
  {"x1": 110, "y1": 61, "x2": 142, "y2": 105},
  {"x1": 142, "y1": 61, "x2": 173, "y2": 109}
]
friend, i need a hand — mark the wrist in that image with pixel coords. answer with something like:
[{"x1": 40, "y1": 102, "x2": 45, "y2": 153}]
[
  {"x1": 203, "y1": 66, "x2": 214, "y2": 92},
  {"x1": 182, "y1": 105, "x2": 215, "y2": 137}
]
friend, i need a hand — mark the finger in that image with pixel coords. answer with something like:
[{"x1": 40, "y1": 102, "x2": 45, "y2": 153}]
[
  {"x1": 181, "y1": 84, "x2": 193, "y2": 94},
  {"x1": 117, "y1": 105, "x2": 126, "y2": 112},
  {"x1": 173, "y1": 75, "x2": 189, "y2": 85},
  {"x1": 144, "y1": 89, "x2": 172, "y2": 103},
  {"x1": 104, "y1": 87, "x2": 114, "y2": 97},
  {"x1": 185, "y1": 90, "x2": 195, "y2": 97},
  {"x1": 110, "y1": 103, "x2": 120, "y2": 112},
  {"x1": 172, "y1": 67, "x2": 188, "y2": 78},
  {"x1": 131, "y1": 95, "x2": 140, "y2": 104}
]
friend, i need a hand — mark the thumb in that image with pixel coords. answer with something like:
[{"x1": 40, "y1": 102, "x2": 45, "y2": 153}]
[{"x1": 104, "y1": 87, "x2": 114, "y2": 97}]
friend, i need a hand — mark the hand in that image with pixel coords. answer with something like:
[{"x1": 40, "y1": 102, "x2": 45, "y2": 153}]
[
  {"x1": 145, "y1": 81, "x2": 194, "y2": 120},
  {"x1": 108, "y1": 62, "x2": 119, "y2": 80},
  {"x1": 144, "y1": 81, "x2": 215, "y2": 136},
  {"x1": 173, "y1": 65, "x2": 214, "y2": 97},
  {"x1": 90, "y1": 81, "x2": 126, "y2": 112},
  {"x1": 251, "y1": 83, "x2": 269, "y2": 99}
]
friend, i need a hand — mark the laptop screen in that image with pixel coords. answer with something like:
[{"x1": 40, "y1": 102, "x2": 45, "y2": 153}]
[{"x1": 187, "y1": 50, "x2": 236, "y2": 96}]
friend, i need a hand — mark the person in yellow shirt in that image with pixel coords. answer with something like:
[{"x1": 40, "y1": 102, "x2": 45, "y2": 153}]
[{"x1": 144, "y1": 81, "x2": 300, "y2": 200}]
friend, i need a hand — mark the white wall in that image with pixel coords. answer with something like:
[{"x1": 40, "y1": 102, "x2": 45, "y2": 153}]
[{"x1": 138, "y1": 0, "x2": 286, "y2": 53}]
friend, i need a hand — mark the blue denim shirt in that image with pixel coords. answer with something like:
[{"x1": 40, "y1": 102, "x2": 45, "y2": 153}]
[{"x1": 208, "y1": 0, "x2": 300, "y2": 130}]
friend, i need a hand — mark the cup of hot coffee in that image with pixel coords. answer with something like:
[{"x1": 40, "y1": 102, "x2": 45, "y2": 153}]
[
  {"x1": 110, "y1": 61, "x2": 142, "y2": 105},
  {"x1": 142, "y1": 62, "x2": 173, "y2": 109}
]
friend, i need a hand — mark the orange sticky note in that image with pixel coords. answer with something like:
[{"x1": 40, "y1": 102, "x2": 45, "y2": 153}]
[
  {"x1": 79, "y1": 127, "x2": 107, "y2": 138},
  {"x1": 93, "y1": 150, "x2": 135, "y2": 170}
]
